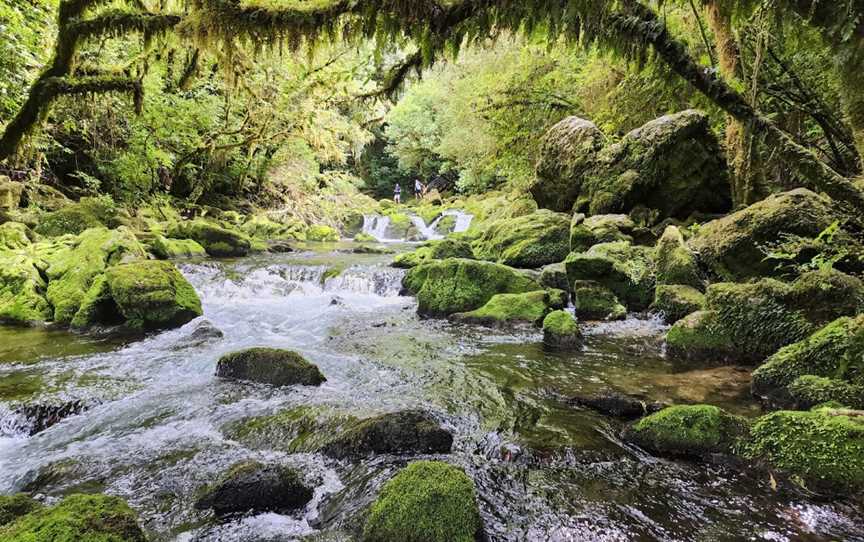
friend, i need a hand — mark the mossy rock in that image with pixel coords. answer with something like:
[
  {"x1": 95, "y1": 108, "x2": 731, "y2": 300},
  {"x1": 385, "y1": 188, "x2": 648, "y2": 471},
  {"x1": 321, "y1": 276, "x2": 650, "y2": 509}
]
[
  {"x1": 623, "y1": 405, "x2": 749, "y2": 458},
  {"x1": 538, "y1": 262, "x2": 569, "y2": 293},
  {"x1": 451, "y1": 290, "x2": 554, "y2": 327},
  {"x1": 392, "y1": 239, "x2": 474, "y2": 269},
  {"x1": 320, "y1": 409, "x2": 453, "y2": 459},
  {"x1": 751, "y1": 315, "x2": 864, "y2": 405},
  {"x1": 571, "y1": 280, "x2": 626, "y2": 321},
  {"x1": 0, "y1": 177, "x2": 24, "y2": 210},
  {"x1": 0, "y1": 248, "x2": 53, "y2": 324},
  {"x1": 149, "y1": 235, "x2": 206, "y2": 259},
  {"x1": 565, "y1": 241, "x2": 655, "y2": 311},
  {"x1": 689, "y1": 188, "x2": 842, "y2": 281},
  {"x1": 786, "y1": 375, "x2": 864, "y2": 410},
  {"x1": 306, "y1": 224, "x2": 340, "y2": 242},
  {"x1": 194, "y1": 461, "x2": 313, "y2": 517},
  {"x1": 651, "y1": 285, "x2": 705, "y2": 324},
  {"x1": 664, "y1": 310, "x2": 737, "y2": 363},
  {"x1": 0, "y1": 493, "x2": 146, "y2": 542},
  {"x1": 654, "y1": 225, "x2": 702, "y2": 290},
  {"x1": 472, "y1": 209, "x2": 570, "y2": 268},
  {"x1": 242, "y1": 214, "x2": 305, "y2": 241},
  {"x1": 354, "y1": 232, "x2": 377, "y2": 243},
  {"x1": 216, "y1": 347, "x2": 326, "y2": 387},
  {"x1": 169, "y1": 219, "x2": 251, "y2": 258},
  {"x1": 74, "y1": 260, "x2": 203, "y2": 330},
  {"x1": 742, "y1": 408, "x2": 864, "y2": 495},
  {"x1": 542, "y1": 310, "x2": 582, "y2": 349},
  {"x1": 569, "y1": 213, "x2": 635, "y2": 253},
  {"x1": 0, "y1": 494, "x2": 41, "y2": 527},
  {"x1": 403, "y1": 258, "x2": 540, "y2": 317},
  {"x1": 0, "y1": 222, "x2": 34, "y2": 251},
  {"x1": 34, "y1": 207, "x2": 103, "y2": 237},
  {"x1": 225, "y1": 405, "x2": 357, "y2": 453},
  {"x1": 363, "y1": 461, "x2": 482, "y2": 542}
]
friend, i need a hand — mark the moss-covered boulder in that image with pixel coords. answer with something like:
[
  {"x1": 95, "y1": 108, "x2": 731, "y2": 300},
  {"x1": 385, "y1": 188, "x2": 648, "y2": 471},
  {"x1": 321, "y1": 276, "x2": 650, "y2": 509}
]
[
  {"x1": 306, "y1": 224, "x2": 340, "y2": 242},
  {"x1": 751, "y1": 315, "x2": 864, "y2": 405},
  {"x1": 689, "y1": 188, "x2": 841, "y2": 281},
  {"x1": 149, "y1": 235, "x2": 206, "y2": 259},
  {"x1": 194, "y1": 461, "x2": 313, "y2": 517},
  {"x1": 623, "y1": 405, "x2": 749, "y2": 458},
  {"x1": 45, "y1": 227, "x2": 147, "y2": 325},
  {"x1": 565, "y1": 241, "x2": 655, "y2": 310},
  {"x1": 664, "y1": 310, "x2": 737, "y2": 362},
  {"x1": 0, "y1": 177, "x2": 23, "y2": 210},
  {"x1": 578, "y1": 110, "x2": 731, "y2": 219},
  {"x1": 242, "y1": 214, "x2": 305, "y2": 241},
  {"x1": 320, "y1": 409, "x2": 453, "y2": 459},
  {"x1": 216, "y1": 347, "x2": 325, "y2": 387},
  {"x1": 0, "y1": 249, "x2": 54, "y2": 324},
  {"x1": 403, "y1": 258, "x2": 540, "y2": 317},
  {"x1": 363, "y1": 461, "x2": 482, "y2": 542},
  {"x1": 224, "y1": 405, "x2": 356, "y2": 452},
  {"x1": 451, "y1": 290, "x2": 553, "y2": 327},
  {"x1": 0, "y1": 494, "x2": 41, "y2": 527},
  {"x1": 786, "y1": 375, "x2": 864, "y2": 410},
  {"x1": 742, "y1": 407, "x2": 864, "y2": 494},
  {"x1": 392, "y1": 239, "x2": 474, "y2": 269},
  {"x1": 542, "y1": 310, "x2": 582, "y2": 349},
  {"x1": 531, "y1": 117, "x2": 606, "y2": 213},
  {"x1": 571, "y1": 280, "x2": 627, "y2": 321},
  {"x1": 654, "y1": 225, "x2": 702, "y2": 290},
  {"x1": 538, "y1": 262, "x2": 569, "y2": 293},
  {"x1": 0, "y1": 222, "x2": 34, "y2": 251},
  {"x1": 0, "y1": 494, "x2": 146, "y2": 541},
  {"x1": 34, "y1": 206, "x2": 103, "y2": 237},
  {"x1": 169, "y1": 220, "x2": 251, "y2": 258},
  {"x1": 355, "y1": 232, "x2": 377, "y2": 243},
  {"x1": 569, "y1": 213, "x2": 636, "y2": 253},
  {"x1": 651, "y1": 285, "x2": 705, "y2": 324},
  {"x1": 471, "y1": 209, "x2": 570, "y2": 268}
]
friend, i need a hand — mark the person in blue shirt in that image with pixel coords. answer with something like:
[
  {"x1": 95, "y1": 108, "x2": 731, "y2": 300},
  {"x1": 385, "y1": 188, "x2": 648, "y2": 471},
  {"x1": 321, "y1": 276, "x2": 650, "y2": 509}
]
[{"x1": 393, "y1": 183, "x2": 401, "y2": 204}]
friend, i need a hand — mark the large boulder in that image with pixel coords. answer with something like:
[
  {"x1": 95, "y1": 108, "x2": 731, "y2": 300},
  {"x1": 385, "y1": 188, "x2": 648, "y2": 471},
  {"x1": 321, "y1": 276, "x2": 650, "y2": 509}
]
[
  {"x1": 216, "y1": 347, "x2": 326, "y2": 387},
  {"x1": 306, "y1": 224, "x2": 340, "y2": 242},
  {"x1": 472, "y1": 209, "x2": 570, "y2": 268},
  {"x1": 571, "y1": 280, "x2": 627, "y2": 321},
  {"x1": 664, "y1": 311, "x2": 737, "y2": 362},
  {"x1": 0, "y1": 177, "x2": 23, "y2": 210},
  {"x1": 320, "y1": 409, "x2": 453, "y2": 459},
  {"x1": 363, "y1": 461, "x2": 483, "y2": 542},
  {"x1": 194, "y1": 461, "x2": 313, "y2": 517},
  {"x1": 689, "y1": 188, "x2": 843, "y2": 281},
  {"x1": 149, "y1": 235, "x2": 206, "y2": 259},
  {"x1": 578, "y1": 110, "x2": 731, "y2": 219},
  {"x1": 741, "y1": 407, "x2": 864, "y2": 495},
  {"x1": 451, "y1": 290, "x2": 557, "y2": 327},
  {"x1": 622, "y1": 405, "x2": 749, "y2": 458},
  {"x1": 392, "y1": 239, "x2": 474, "y2": 269},
  {"x1": 654, "y1": 225, "x2": 703, "y2": 290},
  {"x1": 403, "y1": 258, "x2": 540, "y2": 317},
  {"x1": 0, "y1": 249, "x2": 53, "y2": 324},
  {"x1": 531, "y1": 117, "x2": 605, "y2": 212},
  {"x1": 651, "y1": 285, "x2": 705, "y2": 324},
  {"x1": 0, "y1": 494, "x2": 146, "y2": 541},
  {"x1": 565, "y1": 241, "x2": 655, "y2": 311},
  {"x1": 169, "y1": 219, "x2": 251, "y2": 257},
  {"x1": 538, "y1": 262, "x2": 569, "y2": 293},
  {"x1": 542, "y1": 310, "x2": 583, "y2": 349},
  {"x1": 569, "y1": 213, "x2": 637, "y2": 253},
  {"x1": 33, "y1": 197, "x2": 122, "y2": 237}
]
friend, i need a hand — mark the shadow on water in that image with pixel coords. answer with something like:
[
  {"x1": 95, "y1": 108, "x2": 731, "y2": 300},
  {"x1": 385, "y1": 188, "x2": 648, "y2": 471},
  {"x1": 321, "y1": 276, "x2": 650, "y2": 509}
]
[{"x1": 0, "y1": 247, "x2": 861, "y2": 541}]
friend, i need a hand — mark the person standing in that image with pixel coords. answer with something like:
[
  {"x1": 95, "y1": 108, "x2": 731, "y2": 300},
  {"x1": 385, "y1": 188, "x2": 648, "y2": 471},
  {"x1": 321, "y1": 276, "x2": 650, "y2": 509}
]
[
  {"x1": 393, "y1": 183, "x2": 401, "y2": 204},
  {"x1": 414, "y1": 178, "x2": 424, "y2": 200}
]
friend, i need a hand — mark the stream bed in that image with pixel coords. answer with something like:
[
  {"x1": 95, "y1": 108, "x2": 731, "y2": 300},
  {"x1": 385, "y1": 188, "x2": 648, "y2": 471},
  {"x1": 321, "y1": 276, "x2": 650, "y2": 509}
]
[{"x1": 1, "y1": 243, "x2": 863, "y2": 541}]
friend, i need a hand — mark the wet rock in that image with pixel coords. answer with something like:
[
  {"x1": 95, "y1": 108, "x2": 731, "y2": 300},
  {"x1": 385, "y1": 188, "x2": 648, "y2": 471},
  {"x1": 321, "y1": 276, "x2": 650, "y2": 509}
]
[
  {"x1": 306, "y1": 224, "x2": 340, "y2": 242},
  {"x1": 149, "y1": 235, "x2": 206, "y2": 259},
  {"x1": 472, "y1": 209, "x2": 570, "y2": 268},
  {"x1": 569, "y1": 392, "x2": 665, "y2": 419},
  {"x1": 542, "y1": 310, "x2": 582, "y2": 349},
  {"x1": 786, "y1": 376, "x2": 864, "y2": 410},
  {"x1": 531, "y1": 117, "x2": 606, "y2": 212},
  {"x1": 174, "y1": 319, "x2": 223, "y2": 350},
  {"x1": 0, "y1": 493, "x2": 146, "y2": 541},
  {"x1": 321, "y1": 409, "x2": 453, "y2": 459},
  {"x1": 651, "y1": 285, "x2": 705, "y2": 324},
  {"x1": 216, "y1": 347, "x2": 326, "y2": 387},
  {"x1": 623, "y1": 405, "x2": 749, "y2": 458},
  {"x1": 654, "y1": 225, "x2": 703, "y2": 290},
  {"x1": 538, "y1": 262, "x2": 569, "y2": 293},
  {"x1": 392, "y1": 239, "x2": 474, "y2": 269},
  {"x1": 266, "y1": 240, "x2": 295, "y2": 253},
  {"x1": 402, "y1": 258, "x2": 540, "y2": 317},
  {"x1": 194, "y1": 461, "x2": 313, "y2": 517},
  {"x1": 664, "y1": 310, "x2": 738, "y2": 363},
  {"x1": 352, "y1": 245, "x2": 394, "y2": 255},
  {"x1": 363, "y1": 461, "x2": 483, "y2": 542},
  {"x1": 569, "y1": 213, "x2": 636, "y2": 253},
  {"x1": 169, "y1": 219, "x2": 251, "y2": 257},
  {"x1": 11, "y1": 398, "x2": 92, "y2": 435},
  {"x1": 451, "y1": 290, "x2": 554, "y2": 327},
  {"x1": 0, "y1": 494, "x2": 41, "y2": 527},
  {"x1": 571, "y1": 280, "x2": 627, "y2": 321},
  {"x1": 565, "y1": 241, "x2": 655, "y2": 311}
]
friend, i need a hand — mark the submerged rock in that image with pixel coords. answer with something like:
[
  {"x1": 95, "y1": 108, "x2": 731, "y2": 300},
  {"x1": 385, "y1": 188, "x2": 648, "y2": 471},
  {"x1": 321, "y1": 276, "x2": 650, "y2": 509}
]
[
  {"x1": 320, "y1": 409, "x2": 453, "y2": 459},
  {"x1": 0, "y1": 494, "x2": 146, "y2": 541},
  {"x1": 216, "y1": 347, "x2": 326, "y2": 387},
  {"x1": 11, "y1": 398, "x2": 92, "y2": 435},
  {"x1": 542, "y1": 310, "x2": 582, "y2": 349},
  {"x1": 472, "y1": 209, "x2": 570, "y2": 268},
  {"x1": 651, "y1": 285, "x2": 705, "y2": 324},
  {"x1": 169, "y1": 219, "x2": 251, "y2": 257},
  {"x1": 565, "y1": 241, "x2": 655, "y2": 311},
  {"x1": 571, "y1": 280, "x2": 627, "y2": 321},
  {"x1": 623, "y1": 405, "x2": 749, "y2": 458},
  {"x1": 392, "y1": 239, "x2": 474, "y2": 269},
  {"x1": 451, "y1": 290, "x2": 554, "y2": 327},
  {"x1": 194, "y1": 461, "x2": 313, "y2": 517},
  {"x1": 0, "y1": 494, "x2": 41, "y2": 527},
  {"x1": 570, "y1": 392, "x2": 665, "y2": 419},
  {"x1": 363, "y1": 461, "x2": 483, "y2": 542},
  {"x1": 402, "y1": 258, "x2": 539, "y2": 317}
]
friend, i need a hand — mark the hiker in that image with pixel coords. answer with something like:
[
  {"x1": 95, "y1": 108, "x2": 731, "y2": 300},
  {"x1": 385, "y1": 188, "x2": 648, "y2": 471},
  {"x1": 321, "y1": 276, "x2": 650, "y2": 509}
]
[
  {"x1": 414, "y1": 178, "x2": 424, "y2": 199},
  {"x1": 393, "y1": 183, "x2": 401, "y2": 204}
]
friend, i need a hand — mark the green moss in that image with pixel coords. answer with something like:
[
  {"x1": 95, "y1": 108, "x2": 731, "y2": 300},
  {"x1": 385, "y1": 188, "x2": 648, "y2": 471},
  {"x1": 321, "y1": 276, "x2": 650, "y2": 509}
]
[
  {"x1": 452, "y1": 290, "x2": 552, "y2": 327},
  {"x1": 319, "y1": 409, "x2": 453, "y2": 458},
  {"x1": 403, "y1": 258, "x2": 539, "y2": 317},
  {"x1": 0, "y1": 249, "x2": 53, "y2": 324},
  {"x1": 571, "y1": 280, "x2": 626, "y2": 321},
  {"x1": 34, "y1": 207, "x2": 103, "y2": 237},
  {"x1": 242, "y1": 214, "x2": 305, "y2": 241},
  {"x1": 653, "y1": 225, "x2": 702, "y2": 289},
  {"x1": 664, "y1": 310, "x2": 737, "y2": 362},
  {"x1": 225, "y1": 406, "x2": 358, "y2": 453},
  {"x1": 149, "y1": 235, "x2": 206, "y2": 259},
  {"x1": 787, "y1": 375, "x2": 864, "y2": 410},
  {"x1": 565, "y1": 241, "x2": 655, "y2": 311},
  {"x1": 742, "y1": 408, "x2": 864, "y2": 494},
  {"x1": 538, "y1": 262, "x2": 569, "y2": 292},
  {"x1": 0, "y1": 222, "x2": 34, "y2": 251},
  {"x1": 392, "y1": 239, "x2": 474, "y2": 269},
  {"x1": 306, "y1": 224, "x2": 340, "y2": 242},
  {"x1": 472, "y1": 209, "x2": 570, "y2": 268},
  {"x1": 363, "y1": 461, "x2": 482, "y2": 542},
  {"x1": 0, "y1": 495, "x2": 41, "y2": 527},
  {"x1": 542, "y1": 310, "x2": 582, "y2": 349},
  {"x1": 651, "y1": 284, "x2": 705, "y2": 324},
  {"x1": 624, "y1": 405, "x2": 749, "y2": 457},
  {"x1": 0, "y1": 493, "x2": 146, "y2": 541},
  {"x1": 216, "y1": 347, "x2": 325, "y2": 387},
  {"x1": 169, "y1": 220, "x2": 251, "y2": 257},
  {"x1": 569, "y1": 213, "x2": 635, "y2": 253},
  {"x1": 194, "y1": 461, "x2": 312, "y2": 517},
  {"x1": 355, "y1": 232, "x2": 377, "y2": 243}
]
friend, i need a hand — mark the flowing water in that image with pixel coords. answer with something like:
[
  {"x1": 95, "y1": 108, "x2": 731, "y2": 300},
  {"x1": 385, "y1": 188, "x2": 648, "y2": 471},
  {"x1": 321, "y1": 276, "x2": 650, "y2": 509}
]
[
  {"x1": 361, "y1": 210, "x2": 474, "y2": 242},
  {"x1": 0, "y1": 242, "x2": 862, "y2": 541}
]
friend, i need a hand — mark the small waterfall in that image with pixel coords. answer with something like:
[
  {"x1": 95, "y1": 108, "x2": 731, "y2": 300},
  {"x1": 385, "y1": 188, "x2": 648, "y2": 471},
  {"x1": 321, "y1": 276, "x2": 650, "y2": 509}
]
[
  {"x1": 428, "y1": 210, "x2": 474, "y2": 236},
  {"x1": 361, "y1": 210, "x2": 472, "y2": 242},
  {"x1": 409, "y1": 215, "x2": 443, "y2": 241},
  {"x1": 324, "y1": 267, "x2": 405, "y2": 297},
  {"x1": 361, "y1": 215, "x2": 391, "y2": 241}
]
